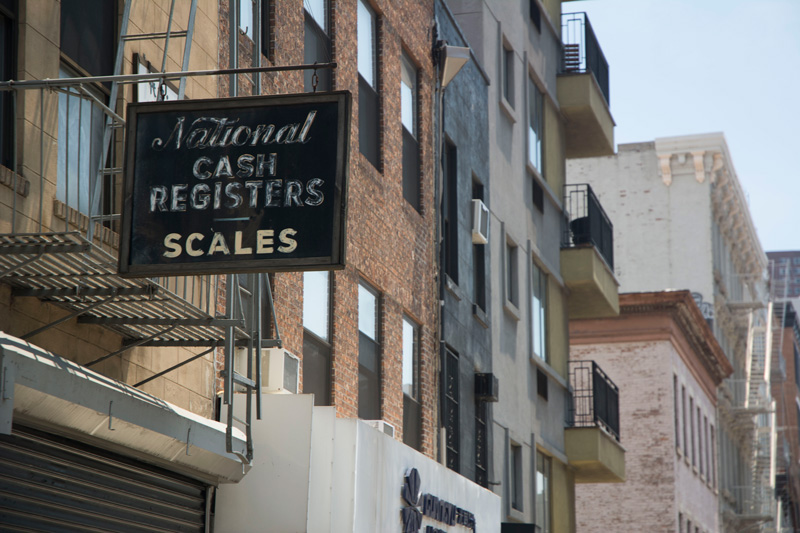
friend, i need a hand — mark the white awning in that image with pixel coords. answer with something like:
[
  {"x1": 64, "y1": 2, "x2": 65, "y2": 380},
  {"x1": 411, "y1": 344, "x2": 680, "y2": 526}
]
[{"x1": 0, "y1": 332, "x2": 249, "y2": 484}]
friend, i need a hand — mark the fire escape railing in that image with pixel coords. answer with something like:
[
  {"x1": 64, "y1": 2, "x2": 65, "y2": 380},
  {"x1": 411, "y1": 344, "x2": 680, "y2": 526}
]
[
  {"x1": 562, "y1": 183, "x2": 614, "y2": 270},
  {"x1": 561, "y1": 12, "x2": 610, "y2": 105},
  {"x1": 567, "y1": 360, "x2": 620, "y2": 441}
]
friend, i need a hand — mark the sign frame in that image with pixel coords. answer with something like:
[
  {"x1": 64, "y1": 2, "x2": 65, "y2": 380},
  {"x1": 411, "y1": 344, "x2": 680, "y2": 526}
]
[{"x1": 118, "y1": 91, "x2": 351, "y2": 277}]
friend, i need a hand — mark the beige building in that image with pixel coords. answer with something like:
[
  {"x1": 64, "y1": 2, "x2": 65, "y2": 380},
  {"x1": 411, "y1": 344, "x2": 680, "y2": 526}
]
[{"x1": 570, "y1": 291, "x2": 732, "y2": 532}]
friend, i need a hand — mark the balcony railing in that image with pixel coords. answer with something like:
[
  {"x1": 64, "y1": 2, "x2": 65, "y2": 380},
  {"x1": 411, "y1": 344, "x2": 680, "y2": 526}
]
[
  {"x1": 567, "y1": 360, "x2": 620, "y2": 441},
  {"x1": 561, "y1": 12, "x2": 610, "y2": 104},
  {"x1": 562, "y1": 183, "x2": 614, "y2": 270},
  {"x1": 728, "y1": 486, "x2": 777, "y2": 520},
  {"x1": 726, "y1": 379, "x2": 773, "y2": 413}
]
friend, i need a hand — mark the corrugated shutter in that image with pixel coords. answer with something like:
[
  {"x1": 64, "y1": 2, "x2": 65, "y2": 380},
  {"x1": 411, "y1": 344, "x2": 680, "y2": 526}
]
[{"x1": 0, "y1": 425, "x2": 208, "y2": 532}]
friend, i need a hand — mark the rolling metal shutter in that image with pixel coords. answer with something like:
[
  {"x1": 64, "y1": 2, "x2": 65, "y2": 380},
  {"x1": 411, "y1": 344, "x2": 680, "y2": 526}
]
[{"x1": 0, "y1": 425, "x2": 209, "y2": 532}]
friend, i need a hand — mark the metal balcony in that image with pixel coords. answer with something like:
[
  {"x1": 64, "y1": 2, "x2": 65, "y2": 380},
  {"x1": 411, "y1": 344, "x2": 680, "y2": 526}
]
[
  {"x1": 558, "y1": 13, "x2": 614, "y2": 158},
  {"x1": 565, "y1": 360, "x2": 625, "y2": 483},
  {"x1": 563, "y1": 184, "x2": 614, "y2": 270},
  {"x1": 561, "y1": 12, "x2": 609, "y2": 104},
  {"x1": 567, "y1": 360, "x2": 620, "y2": 439}
]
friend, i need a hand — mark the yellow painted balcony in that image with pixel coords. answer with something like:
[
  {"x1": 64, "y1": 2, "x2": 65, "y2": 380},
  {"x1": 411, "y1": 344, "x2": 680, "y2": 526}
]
[
  {"x1": 561, "y1": 184, "x2": 619, "y2": 319},
  {"x1": 559, "y1": 13, "x2": 615, "y2": 158},
  {"x1": 566, "y1": 361, "x2": 625, "y2": 483}
]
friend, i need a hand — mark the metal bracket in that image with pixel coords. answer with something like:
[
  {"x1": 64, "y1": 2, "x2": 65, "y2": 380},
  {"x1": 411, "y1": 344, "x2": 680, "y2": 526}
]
[
  {"x1": 107, "y1": 401, "x2": 115, "y2": 431},
  {"x1": 0, "y1": 359, "x2": 15, "y2": 435}
]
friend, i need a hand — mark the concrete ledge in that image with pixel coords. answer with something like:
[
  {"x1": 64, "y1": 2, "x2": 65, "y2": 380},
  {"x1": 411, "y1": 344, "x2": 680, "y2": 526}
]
[{"x1": 565, "y1": 426, "x2": 626, "y2": 483}]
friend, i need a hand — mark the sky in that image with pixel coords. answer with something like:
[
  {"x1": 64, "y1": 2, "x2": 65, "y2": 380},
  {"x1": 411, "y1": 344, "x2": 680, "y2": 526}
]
[{"x1": 571, "y1": 0, "x2": 800, "y2": 252}]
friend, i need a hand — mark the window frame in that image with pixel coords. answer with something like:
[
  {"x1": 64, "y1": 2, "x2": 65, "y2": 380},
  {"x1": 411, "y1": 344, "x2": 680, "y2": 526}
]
[
  {"x1": 443, "y1": 140, "x2": 459, "y2": 283},
  {"x1": 531, "y1": 260, "x2": 548, "y2": 362},
  {"x1": 303, "y1": 270, "x2": 332, "y2": 406},
  {"x1": 501, "y1": 40, "x2": 515, "y2": 109},
  {"x1": 0, "y1": 1, "x2": 16, "y2": 169},
  {"x1": 358, "y1": 279, "x2": 381, "y2": 420},
  {"x1": 505, "y1": 238, "x2": 519, "y2": 309},
  {"x1": 535, "y1": 450, "x2": 551, "y2": 533},
  {"x1": 357, "y1": 0, "x2": 380, "y2": 168},
  {"x1": 304, "y1": 0, "x2": 332, "y2": 92},
  {"x1": 510, "y1": 442, "x2": 523, "y2": 512},
  {"x1": 527, "y1": 73, "x2": 544, "y2": 175},
  {"x1": 401, "y1": 50, "x2": 420, "y2": 210}
]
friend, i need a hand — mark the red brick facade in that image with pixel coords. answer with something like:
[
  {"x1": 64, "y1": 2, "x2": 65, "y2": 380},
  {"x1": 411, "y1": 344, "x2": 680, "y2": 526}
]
[{"x1": 218, "y1": 0, "x2": 439, "y2": 457}]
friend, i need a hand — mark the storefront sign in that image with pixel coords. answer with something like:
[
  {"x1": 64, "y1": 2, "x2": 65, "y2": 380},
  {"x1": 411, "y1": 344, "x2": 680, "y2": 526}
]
[
  {"x1": 119, "y1": 92, "x2": 350, "y2": 277},
  {"x1": 402, "y1": 468, "x2": 477, "y2": 533}
]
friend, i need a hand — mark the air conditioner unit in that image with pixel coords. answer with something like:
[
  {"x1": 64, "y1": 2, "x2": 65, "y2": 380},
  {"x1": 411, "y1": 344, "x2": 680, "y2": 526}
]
[
  {"x1": 365, "y1": 420, "x2": 396, "y2": 438},
  {"x1": 264, "y1": 348, "x2": 300, "y2": 394},
  {"x1": 472, "y1": 199, "x2": 489, "y2": 244},
  {"x1": 235, "y1": 348, "x2": 299, "y2": 394},
  {"x1": 474, "y1": 372, "x2": 499, "y2": 402}
]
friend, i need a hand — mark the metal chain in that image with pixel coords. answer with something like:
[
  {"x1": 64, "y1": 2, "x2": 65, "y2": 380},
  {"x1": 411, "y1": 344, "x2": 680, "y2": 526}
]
[{"x1": 312, "y1": 67, "x2": 319, "y2": 93}]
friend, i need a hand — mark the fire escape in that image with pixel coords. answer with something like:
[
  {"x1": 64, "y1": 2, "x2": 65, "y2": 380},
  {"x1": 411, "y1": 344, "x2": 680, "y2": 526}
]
[{"x1": 0, "y1": 0, "x2": 323, "y2": 463}]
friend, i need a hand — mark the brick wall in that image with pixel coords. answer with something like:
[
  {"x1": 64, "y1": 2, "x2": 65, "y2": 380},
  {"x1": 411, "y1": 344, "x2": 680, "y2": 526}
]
[{"x1": 219, "y1": 0, "x2": 439, "y2": 457}]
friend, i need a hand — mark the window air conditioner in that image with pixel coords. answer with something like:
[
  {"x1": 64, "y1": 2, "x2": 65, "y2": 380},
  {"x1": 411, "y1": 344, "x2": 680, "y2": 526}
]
[
  {"x1": 263, "y1": 348, "x2": 300, "y2": 394},
  {"x1": 365, "y1": 420, "x2": 396, "y2": 438},
  {"x1": 236, "y1": 348, "x2": 299, "y2": 394},
  {"x1": 472, "y1": 199, "x2": 489, "y2": 244}
]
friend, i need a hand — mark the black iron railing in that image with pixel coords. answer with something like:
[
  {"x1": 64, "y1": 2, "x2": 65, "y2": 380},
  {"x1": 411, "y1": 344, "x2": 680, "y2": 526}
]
[
  {"x1": 562, "y1": 183, "x2": 614, "y2": 270},
  {"x1": 567, "y1": 360, "x2": 620, "y2": 441},
  {"x1": 561, "y1": 12, "x2": 610, "y2": 105}
]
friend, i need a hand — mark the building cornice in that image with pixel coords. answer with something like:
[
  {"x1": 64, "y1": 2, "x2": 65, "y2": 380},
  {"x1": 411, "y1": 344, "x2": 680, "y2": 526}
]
[{"x1": 571, "y1": 291, "x2": 734, "y2": 400}]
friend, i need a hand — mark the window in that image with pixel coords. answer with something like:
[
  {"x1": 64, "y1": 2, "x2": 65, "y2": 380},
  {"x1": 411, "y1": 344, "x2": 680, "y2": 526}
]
[
  {"x1": 710, "y1": 425, "x2": 716, "y2": 488},
  {"x1": 502, "y1": 43, "x2": 514, "y2": 107},
  {"x1": 303, "y1": 271, "x2": 331, "y2": 406},
  {"x1": 304, "y1": 0, "x2": 331, "y2": 91},
  {"x1": 358, "y1": 281, "x2": 381, "y2": 420},
  {"x1": 678, "y1": 512, "x2": 683, "y2": 533},
  {"x1": 401, "y1": 52, "x2": 420, "y2": 210},
  {"x1": 682, "y1": 386, "x2": 688, "y2": 454},
  {"x1": 443, "y1": 141, "x2": 458, "y2": 283},
  {"x1": 511, "y1": 443, "x2": 523, "y2": 511},
  {"x1": 535, "y1": 451, "x2": 551, "y2": 533},
  {"x1": 261, "y1": 0, "x2": 272, "y2": 60},
  {"x1": 358, "y1": 0, "x2": 380, "y2": 167},
  {"x1": 704, "y1": 416, "x2": 709, "y2": 480},
  {"x1": 238, "y1": 0, "x2": 254, "y2": 39},
  {"x1": 674, "y1": 375, "x2": 680, "y2": 452},
  {"x1": 690, "y1": 396, "x2": 695, "y2": 467},
  {"x1": 0, "y1": 2, "x2": 13, "y2": 169},
  {"x1": 57, "y1": 65, "x2": 106, "y2": 215},
  {"x1": 697, "y1": 406, "x2": 703, "y2": 475},
  {"x1": 528, "y1": 75, "x2": 543, "y2": 173},
  {"x1": 793, "y1": 257, "x2": 800, "y2": 265},
  {"x1": 537, "y1": 368, "x2": 548, "y2": 400},
  {"x1": 402, "y1": 315, "x2": 421, "y2": 450},
  {"x1": 60, "y1": 0, "x2": 114, "y2": 76},
  {"x1": 506, "y1": 240, "x2": 518, "y2": 307},
  {"x1": 445, "y1": 347, "x2": 460, "y2": 472},
  {"x1": 475, "y1": 401, "x2": 488, "y2": 488},
  {"x1": 473, "y1": 181, "x2": 486, "y2": 311},
  {"x1": 532, "y1": 262, "x2": 547, "y2": 362},
  {"x1": 529, "y1": 0, "x2": 541, "y2": 32}
]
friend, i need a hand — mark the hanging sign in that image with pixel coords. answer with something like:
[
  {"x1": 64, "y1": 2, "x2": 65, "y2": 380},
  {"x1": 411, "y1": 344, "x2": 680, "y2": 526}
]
[{"x1": 119, "y1": 91, "x2": 351, "y2": 277}]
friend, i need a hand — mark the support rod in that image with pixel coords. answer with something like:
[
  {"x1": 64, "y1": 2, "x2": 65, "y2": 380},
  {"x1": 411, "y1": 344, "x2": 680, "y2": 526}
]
[
  {"x1": 134, "y1": 346, "x2": 215, "y2": 387},
  {"x1": 85, "y1": 325, "x2": 178, "y2": 367},
  {"x1": 21, "y1": 295, "x2": 117, "y2": 340}
]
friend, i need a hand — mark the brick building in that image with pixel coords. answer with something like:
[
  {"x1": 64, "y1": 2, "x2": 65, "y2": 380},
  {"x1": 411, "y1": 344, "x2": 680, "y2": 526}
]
[{"x1": 570, "y1": 291, "x2": 732, "y2": 533}]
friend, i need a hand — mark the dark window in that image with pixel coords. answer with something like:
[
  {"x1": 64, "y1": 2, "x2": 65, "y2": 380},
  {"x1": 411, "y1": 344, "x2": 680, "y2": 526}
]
[
  {"x1": 475, "y1": 401, "x2": 488, "y2": 488},
  {"x1": 0, "y1": 1, "x2": 15, "y2": 169},
  {"x1": 402, "y1": 315, "x2": 421, "y2": 450},
  {"x1": 358, "y1": 281, "x2": 381, "y2": 420},
  {"x1": 511, "y1": 443, "x2": 523, "y2": 511},
  {"x1": 682, "y1": 386, "x2": 688, "y2": 453},
  {"x1": 260, "y1": 0, "x2": 272, "y2": 60},
  {"x1": 537, "y1": 368, "x2": 548, "y2": 400},
  {"x1": 60, "y1": 0, "x2": 114, "y2": 76},
  {"x1": 358, "y1": 0, "x2": 379, "y2": 168},
  {"x1": 794, "y1": 343, "x2": 800, "y2": 386},
  {"x1": 690, "y1": 396, "x2": 695, "y2": 466},
  {"x1": 532, "y1": 178, "x2": 544, "y2": 212},
  {"x1": 472, "y1": 181, "x2": 486, "y2": 311},
  {"x1": 443, "y1": 141, "x2": 458, "y2": 283},
  {"x1": 303, "y1": 271, "x2": 331, "y2": 405},
  {"x1": 445, "y1": 347, "x2": 460, "y2": 472},
  {"x1": 529, "y1": 0, "x2": 541, "y2": 32},
  {"x1": 674, "y1": 375, "x2": 680, "y2": 451},
  {"x1": 304, "y1": 0, "x2": 331, "y2": 92},
  {"x1": 502, "y1": 44, "x2": 514, "y2": 106},
  {"x1": 506, "y1": 241, "x2": 518, "y2": 307},
  {"x1": 401, "y1": 52, "x2": 420, "y2": 210}
]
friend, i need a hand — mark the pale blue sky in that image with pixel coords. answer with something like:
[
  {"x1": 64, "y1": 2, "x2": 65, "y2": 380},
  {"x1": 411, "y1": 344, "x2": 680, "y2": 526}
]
[{"x1": 571, "y1": 0, "x2": 800, "y2": 252}]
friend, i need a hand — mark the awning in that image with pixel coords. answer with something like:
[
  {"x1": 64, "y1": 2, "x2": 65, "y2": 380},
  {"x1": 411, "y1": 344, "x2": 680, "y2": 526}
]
[{"x1": 0, "y1": 332, "x2": 249, "y2": 484}]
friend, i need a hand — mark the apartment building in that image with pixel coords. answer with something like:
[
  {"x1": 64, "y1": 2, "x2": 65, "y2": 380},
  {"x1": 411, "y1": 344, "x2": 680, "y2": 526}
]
[
  {"x1": 771, "y1": 301, "x2": 800, "y2": 531},
  {"x1": 567, "y1": 133, "x2": 776, "y2": 532},
  {"x1": 570, "y1": 291, "x2": 732, "y2": 532},
  {"x1": 0, "y1": 0, "x2": 503, "y2": 530},
  {"x1": 444, "y1": 1, "x2": 625, "y2": 531}
]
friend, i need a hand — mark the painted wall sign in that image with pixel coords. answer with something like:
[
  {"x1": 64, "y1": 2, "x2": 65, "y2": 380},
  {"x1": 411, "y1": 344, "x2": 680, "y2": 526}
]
[
  {"x1": 119, "y1": 92, "x2": 351, "y2": 277},
  {"x1": 402, "y1": 468, "x2": 477, "y2": 533}
]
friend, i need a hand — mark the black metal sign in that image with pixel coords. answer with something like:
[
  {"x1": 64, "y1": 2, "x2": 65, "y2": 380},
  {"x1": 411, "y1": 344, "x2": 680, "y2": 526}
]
[{"x1": 119, "y1": 92, "x2": 350, "y2": 277}]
